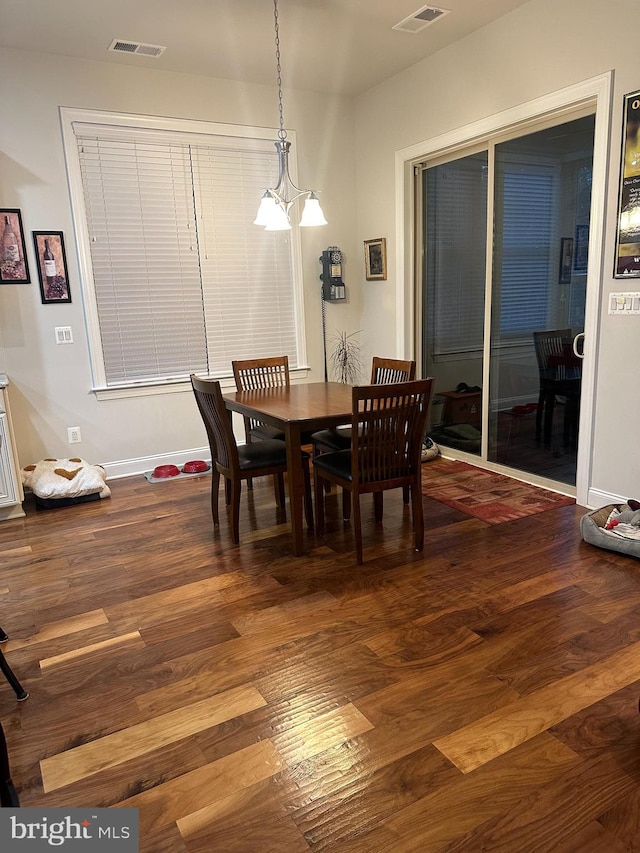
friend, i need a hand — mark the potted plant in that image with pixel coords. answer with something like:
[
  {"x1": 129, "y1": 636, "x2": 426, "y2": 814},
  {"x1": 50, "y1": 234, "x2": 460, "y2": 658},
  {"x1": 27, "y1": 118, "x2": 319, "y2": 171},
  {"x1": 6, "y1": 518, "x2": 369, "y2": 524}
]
[{"x1": 330, "y1": 330, "x2": 362, "y2": 384}]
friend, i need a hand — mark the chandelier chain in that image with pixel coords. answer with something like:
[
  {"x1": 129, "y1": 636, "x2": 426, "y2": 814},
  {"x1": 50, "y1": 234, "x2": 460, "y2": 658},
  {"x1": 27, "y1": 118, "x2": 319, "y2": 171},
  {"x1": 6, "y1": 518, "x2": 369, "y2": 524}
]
[
  {"x1": 253, "y1": 0, "x2": 326, "y2": 228},
  {"x1": 273, "y1": 0, "x2": 286, "y2": 141}
]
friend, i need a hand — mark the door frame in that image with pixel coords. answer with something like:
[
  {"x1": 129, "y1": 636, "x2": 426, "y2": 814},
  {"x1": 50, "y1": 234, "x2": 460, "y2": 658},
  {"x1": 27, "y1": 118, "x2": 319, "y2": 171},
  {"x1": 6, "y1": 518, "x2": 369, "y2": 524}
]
[{"x1": 395, "y1": 72, "x2": 613, "y2": 507}]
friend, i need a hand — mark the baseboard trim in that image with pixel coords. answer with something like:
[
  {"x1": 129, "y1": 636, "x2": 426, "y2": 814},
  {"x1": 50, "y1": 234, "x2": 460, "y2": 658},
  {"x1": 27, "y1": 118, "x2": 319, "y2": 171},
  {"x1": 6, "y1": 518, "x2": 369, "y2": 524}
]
[
  {"x1": 587, "y1": 486, "x2": 629, "y2": 510},
  {"x1": 101, "y1": 446, "x2": 211, "y2": 480}
]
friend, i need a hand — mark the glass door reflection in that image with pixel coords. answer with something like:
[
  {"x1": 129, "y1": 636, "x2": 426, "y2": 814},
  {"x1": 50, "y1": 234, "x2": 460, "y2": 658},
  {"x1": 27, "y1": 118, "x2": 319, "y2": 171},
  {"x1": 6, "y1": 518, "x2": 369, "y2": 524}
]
[{"x1": 487, "y1": 116, "x2": 593, "y2": 486}]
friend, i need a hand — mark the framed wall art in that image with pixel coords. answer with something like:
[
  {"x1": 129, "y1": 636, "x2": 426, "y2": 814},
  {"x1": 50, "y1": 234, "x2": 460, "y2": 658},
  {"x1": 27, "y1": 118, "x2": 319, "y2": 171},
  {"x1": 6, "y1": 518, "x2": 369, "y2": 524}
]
[
  {"x1": 574, "y1": 223, "x2": 589, "y2": 274},
  {"x1": 558, "y1": 237, "x2": 573, "y2": 284},
  {"x1": 614, "y1": 89, "x2": 640, "y2": 277},
  {"x1": 32, "y1": 231, "x2": 71, "y2": 303},
  {"x1": 0, "y1": 209, "x2": 30, "y2": 284},
  {"x1": 364, "y1": 237, "x2": 387, "y2": 281}
]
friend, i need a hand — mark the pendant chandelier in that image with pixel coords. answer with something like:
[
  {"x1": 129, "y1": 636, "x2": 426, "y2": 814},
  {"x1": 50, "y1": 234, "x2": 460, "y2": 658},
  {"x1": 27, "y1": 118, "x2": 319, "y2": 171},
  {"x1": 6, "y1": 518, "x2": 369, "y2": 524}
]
[{"x1": 254, "y1": 0, "x2": 327, "y2": 231}]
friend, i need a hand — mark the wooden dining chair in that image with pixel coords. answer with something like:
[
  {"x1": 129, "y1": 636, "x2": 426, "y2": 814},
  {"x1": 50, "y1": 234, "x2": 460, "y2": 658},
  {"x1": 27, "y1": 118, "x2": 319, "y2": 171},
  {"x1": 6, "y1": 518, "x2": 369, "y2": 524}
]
[
  {"x1": 232, "y1": 356, "x2": 290, "y2": 444},
  {"x1": 0, "y1": 721, "x2": 19, "y2": 807},
  {"x1": 312, "y1": 356, "x2": 417, "y2": 512},
  {"x1": 190, "y1": 375, "x2": 313, "y2": 544},
  {"x1": 311, "y1": 356, "x2": 416, "y2": 455},
  {"x1": 313, "y1": 377, "x2": 434, "y2": 564},
  {"x1": 232, "y1": 356, "x2": 316, "y2": 498},
  {"x1": 0, "y1": 625, "x2": 28, "y2": 701},
  {"x1": 370, "y1": 356, "x2": 417, "y2": 385}
]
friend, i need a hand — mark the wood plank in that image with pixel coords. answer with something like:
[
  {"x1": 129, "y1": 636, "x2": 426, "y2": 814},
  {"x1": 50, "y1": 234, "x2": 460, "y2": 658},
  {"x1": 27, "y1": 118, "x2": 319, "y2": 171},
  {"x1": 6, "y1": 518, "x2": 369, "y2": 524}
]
[
  {"x1": 440, "y1": 754, "x2": 637, "y2": 852},
  {"x1": 330, "y1": 733, "x2": 580, "y2": 853},
  {"x1": 551, "y1": 820, "x2": 630, "y2": 853},
  {"x1": 178, "y1": 782, "x2": 312, "y2": 852},
  {"x1": 40, "y1": 686, "x2": 266, "y2": 791},
  {"x1": 119, "y1": 740, "x2": 284, "y2": 833},
  {"x1": 24, "y1": 738, "x2": 209, "y2": 810},
  {"x1": 433, "y1": 640, "x2": 640, "y2": 773},
  {"x1": 270, "y1": 702, "x2": 374, "y2": 766},
  {"x1": 0, "y1": 544, "x2": 32, "y2": 558},
  {"x1": 598, "y1": 787, "x2": 640, "y2": 850},
  {"x1": 5, "y1": 609, "x2": 109, "y2": 651},
  {"x1": 39, "y1": 630, "x2": 145, "y2": 670}
]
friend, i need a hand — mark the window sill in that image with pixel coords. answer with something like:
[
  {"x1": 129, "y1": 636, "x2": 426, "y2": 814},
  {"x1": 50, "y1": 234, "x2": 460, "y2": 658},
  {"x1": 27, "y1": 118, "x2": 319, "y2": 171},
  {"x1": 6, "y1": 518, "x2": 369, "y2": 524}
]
[{"x1": 92, "y1": 366, "x2": 311, "y2": 401}]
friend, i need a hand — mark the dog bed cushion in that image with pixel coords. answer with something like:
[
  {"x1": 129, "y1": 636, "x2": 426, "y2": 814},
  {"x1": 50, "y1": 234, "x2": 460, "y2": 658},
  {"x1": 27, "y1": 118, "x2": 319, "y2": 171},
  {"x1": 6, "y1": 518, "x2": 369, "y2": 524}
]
[
  {"x1": 580, "y1": 503, "x2": 640, "y2": 559},
  {"x1": 21, "y1": 457, "x2": 111, "y2": 501}
]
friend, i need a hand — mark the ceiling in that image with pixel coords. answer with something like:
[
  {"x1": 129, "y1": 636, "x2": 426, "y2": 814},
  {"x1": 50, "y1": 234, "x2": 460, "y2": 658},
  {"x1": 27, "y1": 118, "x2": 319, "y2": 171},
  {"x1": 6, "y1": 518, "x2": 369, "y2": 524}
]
[{"x1": 1, "y1": 0, "x2": 531, "y2": 97}]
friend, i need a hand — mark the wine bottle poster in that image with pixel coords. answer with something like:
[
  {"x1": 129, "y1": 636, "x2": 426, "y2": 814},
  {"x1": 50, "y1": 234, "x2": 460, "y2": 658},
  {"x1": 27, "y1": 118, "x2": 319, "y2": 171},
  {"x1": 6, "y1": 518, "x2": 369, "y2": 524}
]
[
  {"x1": 0, "y1": 208, "x2": 30, "y2": 284},
  {"x1": 32, "y1": 231, "x2": 71, "y2": 303},
  {"x1": 615, "y1": 89, "x2": 640, "y2": 277}
]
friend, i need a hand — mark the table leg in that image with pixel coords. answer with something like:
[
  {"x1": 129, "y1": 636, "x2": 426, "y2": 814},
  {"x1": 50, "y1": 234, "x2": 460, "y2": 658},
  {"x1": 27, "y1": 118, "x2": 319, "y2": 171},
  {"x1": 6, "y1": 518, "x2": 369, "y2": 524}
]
[{"x1": 285, "y1": 422, "x2": 304, "y2": 556}]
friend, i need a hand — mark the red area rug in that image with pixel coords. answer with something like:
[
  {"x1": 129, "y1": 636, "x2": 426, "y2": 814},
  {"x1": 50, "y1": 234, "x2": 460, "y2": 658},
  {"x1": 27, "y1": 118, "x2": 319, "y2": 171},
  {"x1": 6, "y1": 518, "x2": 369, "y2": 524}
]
[{"x1": 422, "y1": 458, "x2": 575, "y2": 524}]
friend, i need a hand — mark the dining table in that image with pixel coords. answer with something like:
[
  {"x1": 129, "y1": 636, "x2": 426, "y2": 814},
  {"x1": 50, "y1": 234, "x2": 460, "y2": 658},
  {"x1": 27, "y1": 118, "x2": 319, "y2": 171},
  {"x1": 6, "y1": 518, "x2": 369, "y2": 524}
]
[{"x1": 223, "y1": 381, "x2": 353, "y2": 556}]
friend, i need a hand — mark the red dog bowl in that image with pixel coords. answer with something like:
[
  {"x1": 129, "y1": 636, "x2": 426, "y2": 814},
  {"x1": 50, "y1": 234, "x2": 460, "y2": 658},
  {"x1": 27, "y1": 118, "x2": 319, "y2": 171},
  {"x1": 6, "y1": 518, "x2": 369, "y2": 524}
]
[
  {"x1": 152, "y1": 464, "x2": 181, "y2": 478},
  {"x1": 182, "y1": 460, "x2": 209, "y2": 474}
]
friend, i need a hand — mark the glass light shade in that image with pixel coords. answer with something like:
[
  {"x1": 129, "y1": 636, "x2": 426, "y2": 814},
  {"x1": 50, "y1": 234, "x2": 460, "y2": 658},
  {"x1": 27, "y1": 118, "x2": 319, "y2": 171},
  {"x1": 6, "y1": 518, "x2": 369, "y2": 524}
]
[
  {"x1": 254, "y1": 193, "x2": 278, "y2": 226},
  {"x1": 264, "y1": 203, "x2": 292, "y2": 231},
  {"x1": 299, "y1": 194, "x2": 327, "y2": 227}
]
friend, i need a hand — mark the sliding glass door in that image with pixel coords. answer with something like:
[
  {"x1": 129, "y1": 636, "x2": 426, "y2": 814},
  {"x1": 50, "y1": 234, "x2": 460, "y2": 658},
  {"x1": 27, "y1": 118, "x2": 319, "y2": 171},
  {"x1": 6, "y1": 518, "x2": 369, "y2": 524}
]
[
  {"x1": 422, "y1": 151, "x2": 487, "y2": 458},
  {"x1": 421, "y1": 113, "x2": 595, "y2": 489}
]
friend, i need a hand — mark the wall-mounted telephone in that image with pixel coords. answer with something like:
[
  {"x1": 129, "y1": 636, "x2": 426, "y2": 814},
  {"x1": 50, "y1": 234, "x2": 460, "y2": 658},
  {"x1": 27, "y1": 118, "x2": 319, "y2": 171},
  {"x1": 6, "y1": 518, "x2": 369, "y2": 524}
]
[{"x1": 320, "y1": 246, "x2": 346, "y2": 301}]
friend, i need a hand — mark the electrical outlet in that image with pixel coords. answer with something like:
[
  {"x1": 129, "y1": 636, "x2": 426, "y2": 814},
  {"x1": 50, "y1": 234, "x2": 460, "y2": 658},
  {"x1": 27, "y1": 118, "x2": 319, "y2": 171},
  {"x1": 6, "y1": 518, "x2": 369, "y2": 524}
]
[{"x1": 67, "y1": 427, "x2": 82, "y2": 444}]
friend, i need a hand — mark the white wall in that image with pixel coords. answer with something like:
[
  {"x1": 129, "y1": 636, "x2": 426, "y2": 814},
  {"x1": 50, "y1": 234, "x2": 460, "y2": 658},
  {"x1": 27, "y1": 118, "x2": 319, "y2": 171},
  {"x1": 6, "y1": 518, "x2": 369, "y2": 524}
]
[
  {"x1": 3, "y1": 0, "x2": 639, "y2": 503},
  {"x1": 0, "y1": 48, "x2": 360, "y2": 474},
  {"x1": 354, "y1": 0, "x2": 640, "y2": 505}
]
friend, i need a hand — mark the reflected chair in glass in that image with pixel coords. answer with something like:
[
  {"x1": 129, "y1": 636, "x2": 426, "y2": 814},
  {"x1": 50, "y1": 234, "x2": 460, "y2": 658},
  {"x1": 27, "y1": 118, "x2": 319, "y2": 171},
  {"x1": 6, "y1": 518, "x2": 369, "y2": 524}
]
[
  {"x1": 313, "y1": 378, "x2": 434, "y2": 565},
  {"x1": 532, "y1": 329, "x2": 581, "y2": 447},
  {"x1": 191, "y1": 375, "x2": 313, "y2": 544}
]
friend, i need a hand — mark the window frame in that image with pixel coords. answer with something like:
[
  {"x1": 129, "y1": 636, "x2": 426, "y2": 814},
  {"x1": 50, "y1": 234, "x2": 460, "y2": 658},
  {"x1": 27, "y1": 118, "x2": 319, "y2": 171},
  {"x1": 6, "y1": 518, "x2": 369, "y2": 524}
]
[{"x1": 60, "y1": 107, "x2": 308, "y2": 399}]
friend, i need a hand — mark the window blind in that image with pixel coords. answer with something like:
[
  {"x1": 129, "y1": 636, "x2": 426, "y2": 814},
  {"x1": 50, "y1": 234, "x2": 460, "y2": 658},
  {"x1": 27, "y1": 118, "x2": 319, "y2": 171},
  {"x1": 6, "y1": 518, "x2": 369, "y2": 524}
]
[
  {"x1": 424, "y1": 155, "x2": 488, "y2": 358},
  {"x1": 74, "y1": 123, "x2": 299, "y2": 387},
  {"x1": 495, "y1": 164, "x2": 555, "y2": 334},
  {"x1": 192, "y1": 145, "x2": 297, "y2": 375}
]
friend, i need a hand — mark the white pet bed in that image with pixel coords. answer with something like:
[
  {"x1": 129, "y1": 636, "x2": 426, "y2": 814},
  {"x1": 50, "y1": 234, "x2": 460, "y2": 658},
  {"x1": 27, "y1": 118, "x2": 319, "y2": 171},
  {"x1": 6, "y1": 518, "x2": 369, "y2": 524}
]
[{"x1": 21, "y1": 457, "x2": 111, "y2": 508}]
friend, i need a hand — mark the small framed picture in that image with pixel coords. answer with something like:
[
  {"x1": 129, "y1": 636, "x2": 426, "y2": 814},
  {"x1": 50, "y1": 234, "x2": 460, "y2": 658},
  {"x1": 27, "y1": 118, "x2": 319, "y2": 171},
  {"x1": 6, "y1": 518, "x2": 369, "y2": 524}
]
[
  {"x1": 574, "y1": 223, "x2": 589, "y2": 274},
  {"x1": 558, "y1": 237, "x2": 573, "y2": 284},
  {"x1": 364, "y1": 237, "x2": 387, "y2": 281},
  {"x1": 0, "y1": 209, "x2": 30, "y2": 284},
  {"x1": 32, "y1": 231, "x2": 71, "y2": 303}
]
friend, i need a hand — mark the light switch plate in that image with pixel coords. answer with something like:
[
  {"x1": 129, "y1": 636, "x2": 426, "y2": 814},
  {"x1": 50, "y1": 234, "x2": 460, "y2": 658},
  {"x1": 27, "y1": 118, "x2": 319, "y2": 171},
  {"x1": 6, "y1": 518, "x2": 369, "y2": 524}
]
[
  {"x1": 55, "y1": 326, "x2": 73, "y2": 344},
  {"x1": 608, "y1": 292, "x2": 640, "y2": 314}
]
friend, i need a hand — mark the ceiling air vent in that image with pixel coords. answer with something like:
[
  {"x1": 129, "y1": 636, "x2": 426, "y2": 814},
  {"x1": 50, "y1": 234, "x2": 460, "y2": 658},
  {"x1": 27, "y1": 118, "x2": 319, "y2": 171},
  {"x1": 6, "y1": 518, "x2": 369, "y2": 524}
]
[
  {"x1": 393, "y1": 6, "x2": 450, "y2": 34},
  {"x1": 108, "y1": 39, "x2": 166, "y2": 58}
]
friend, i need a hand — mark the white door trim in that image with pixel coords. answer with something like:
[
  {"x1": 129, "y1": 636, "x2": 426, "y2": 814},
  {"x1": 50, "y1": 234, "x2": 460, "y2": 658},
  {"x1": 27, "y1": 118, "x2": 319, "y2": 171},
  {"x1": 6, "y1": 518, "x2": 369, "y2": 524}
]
[{"x1": 395, "y1": 71, "x2": 613, "y2": 508}]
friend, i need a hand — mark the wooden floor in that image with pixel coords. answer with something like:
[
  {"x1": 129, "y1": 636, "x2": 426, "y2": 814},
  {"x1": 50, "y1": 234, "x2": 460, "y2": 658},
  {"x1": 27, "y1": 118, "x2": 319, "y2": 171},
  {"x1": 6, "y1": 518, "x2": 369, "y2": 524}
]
[{"x1": 1, "y1": 469, "x2": 640, "y2": 851}]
